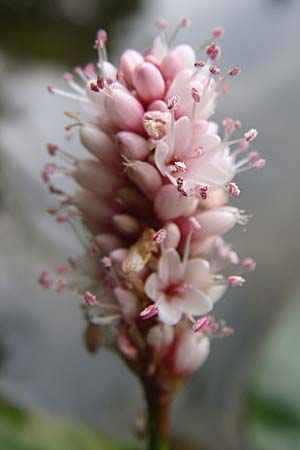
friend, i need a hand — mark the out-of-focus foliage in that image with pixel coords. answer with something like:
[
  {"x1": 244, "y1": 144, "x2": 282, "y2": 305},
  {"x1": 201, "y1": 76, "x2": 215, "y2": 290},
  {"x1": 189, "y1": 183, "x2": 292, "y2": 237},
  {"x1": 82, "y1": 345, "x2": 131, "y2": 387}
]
[
  {"x1": 0, "y1": 0, "x2": 141, "y2": 64},
  {"x1": 246, "y1": 290, "x2": 300, "y2": 449},
  {"x1": 0, "y1": 399, "x2": 131, "y2": 450}
]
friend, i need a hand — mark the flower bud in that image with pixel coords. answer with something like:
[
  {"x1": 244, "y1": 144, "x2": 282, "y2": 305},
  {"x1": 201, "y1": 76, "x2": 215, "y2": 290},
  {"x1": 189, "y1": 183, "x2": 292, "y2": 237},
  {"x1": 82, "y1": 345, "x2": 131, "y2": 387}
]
[
  {"x1": 127, "y1": 161, "x2": 162, "y2": 200},
  {"x1": 132, "y1": 62, "x2": 165, "y2": 103},
  {"x1": 73, "y1": 189, "x2": 114, "y2": 224},
  {"x1": 113, "y1": 214, "x2": 141, "y2": 236},
  {"x1": 174, "y1": 329, "x2": 209, "y2": 375},
  {"x1": 160, "y1": 52, "x2": 183, "y2": 82},
  {"x1": 147, "y1": 324, "x2": 174, "y2": 350},
  {"x1": 195, "y1": 206, "x2": 239, "y2": 238},
  {"x1": 74, "y1": 160, "x2": 122, "y2": 196},
  {"x1": 154, "y1": 185, "x2": 198, "y2": 221},
  {"x1": 117, "y1": 131, "x2": 150, "y2": 160},
  {"x1": 120, "y1": 49, "x2": 144, "y2": 88},
  {"x1": 116, "y1": 187, "x2": 151, "y2": 213},
  {"x1": 105, "y1": 89, "x2": 144, "y2": 133},
  {"x1": 80, "y1": 125, "x2": 119, "y2": 167}
]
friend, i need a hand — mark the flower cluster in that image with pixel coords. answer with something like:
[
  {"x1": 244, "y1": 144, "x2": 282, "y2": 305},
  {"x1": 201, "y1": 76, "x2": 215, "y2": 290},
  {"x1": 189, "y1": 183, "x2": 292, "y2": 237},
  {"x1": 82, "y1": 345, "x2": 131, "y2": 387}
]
[{"x1": 40, "y1": 19, "x2": 262, "y2": 386}]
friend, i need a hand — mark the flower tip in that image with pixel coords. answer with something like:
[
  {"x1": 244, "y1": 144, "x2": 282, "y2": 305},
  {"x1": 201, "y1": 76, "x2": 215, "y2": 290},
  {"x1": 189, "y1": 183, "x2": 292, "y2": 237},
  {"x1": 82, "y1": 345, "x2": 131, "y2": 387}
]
[
  {"x1": 252, "y1": 158, "x2": 265, "y2": 169},
  {"x1": 83, "y1": 291, "x2": 97, "y2": 306},
  {"x1": 155, "y1": 18, "x2": 168, "y2": 29},
  {"x1": 242, "y1": 258, "x2": 256, "y2": 271},
  {"x1": 227, "y1": 182, "x2": 240, "y2": 198},
  {"x1": 192, "y1": 316, "x2": 210, "y2": 333},
  {"x1": 140, "y1": 304, "x2": 159, "y2": 320},
  {"x1": 181, "y1": 17, "x2": 191, "y2": 28},
  {"x1": 212, "y1": 27, "x2": 224, "y2": 38},
  {"x1": 64, "y1": 72, "x2": 73, "y2": 82},
  {"x1": 228, "y1": 275, "x2": 245, "y2": 287},
  {"x1": 228, "y1": 67, "x2": 241, "y2": 77}
]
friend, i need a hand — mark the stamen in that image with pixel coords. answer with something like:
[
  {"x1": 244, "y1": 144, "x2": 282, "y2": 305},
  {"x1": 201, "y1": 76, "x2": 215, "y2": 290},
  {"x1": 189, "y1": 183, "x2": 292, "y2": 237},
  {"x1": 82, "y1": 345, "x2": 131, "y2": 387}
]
[
  {"x1": 211, "y1": 27, "x2": 224, "y2": 38},
  {"x1": 191, "y1": 87, "x2": 201, "y2": 120},
  {"x1": 140, "y1": 304, "x2": 159, "y2": 320},
  {"x1": 83, "y1": 291, "x2": 97, "y2": 306},
  {"x1": 38, "y1": 271, "x2": 53, "y2": 289},
  {"x1": 228, "y1": 67, "x2": 241, "y2": 77},
  {"x1": 227, "y1": 182, "x2": 240, "y2": 198},
  {"x1": 167, "y1": 95, "x2": 180, "y2": 151},
  {"x1": 74, "y1": 66, "x2": 89, "y2": 82},
  {"x1": 228, "y1": 275, "x2": 245, "y2": 286},
  {"x1": 252, "y1": 158, "x2": 265, "y2": 169},
  {"x1": 63, "y1": 72, "x2": 86, "y2": 95},
  {"x1": 206, "y1": 42, "x2": 220, "y2": 61},
  {"x1": 183, "y1": 217, "x2": 201, "y2": 268},
  {"x1": 244, "y1": 129, "x2": 258, "y2": 142},
  {"x1": 47, "y1": 84, "x2": 89, "y2": 103},
  {"x1": 242, "y1": 258, "x2": 256, "y2": 271},
  {"x1": 152, "y1": 228, "x2": 167, "y2": 244},
  {"x1": 168, "y1": 17, "x2": 191, "y2": 47},
  {"x1": 192, "y1": 316, "x2": 210, "y2": 333}
]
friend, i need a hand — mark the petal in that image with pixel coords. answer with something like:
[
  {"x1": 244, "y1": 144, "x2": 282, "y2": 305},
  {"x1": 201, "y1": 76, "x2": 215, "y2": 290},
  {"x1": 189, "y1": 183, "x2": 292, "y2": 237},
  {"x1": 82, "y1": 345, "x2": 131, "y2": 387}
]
[
  {"x1": 181, "y1": 288, "x2": 213, "y2": 316},
  {"x1": 155, "y1": 141, "x2": 172, "y2": 175},
  {"x1": 209, "y1": 285, "x2": 227, "y2": 303},
  {"x1": 173, "y1": 116, "x2": 192, "y2": 158},
  {"x1": 157, "y1": 296, "x2": 183, "y2": 325},
  {"x1": 144, "y1": 273, "x2": 160, "y2": 301},
  {"x1": 184, "y1": 258, "x2": 210, "y2": 288},
  {"x1": 158, "y1": 248, "x2": 183, "y2": 286}
]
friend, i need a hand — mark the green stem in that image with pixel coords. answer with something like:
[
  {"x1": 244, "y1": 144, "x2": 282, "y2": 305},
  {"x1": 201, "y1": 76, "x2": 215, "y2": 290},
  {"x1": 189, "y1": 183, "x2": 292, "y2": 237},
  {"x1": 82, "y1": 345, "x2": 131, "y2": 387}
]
[{"x1": 144, "y1": 385, "x2": 172, "y2": 450}]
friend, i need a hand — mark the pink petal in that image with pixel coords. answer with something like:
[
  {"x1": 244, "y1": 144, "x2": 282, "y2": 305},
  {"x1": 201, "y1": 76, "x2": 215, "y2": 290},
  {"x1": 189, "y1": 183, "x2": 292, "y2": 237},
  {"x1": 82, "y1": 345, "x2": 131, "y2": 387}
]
[
  {"x1": 154, "y1": 141, "x2": 171, "y2": 174},
  {"x1": 154, "y1": 185, "x2": 198, "y2": 221},
  {"x1": 173, "y1": 116, "x2": 192, "y2": 158},
  {"x1": 144, "y1": 273, "x2": 160, "y2": 301},
  {"x1": 181, "y1": 288, "x2": 212, "y2": 315},
  {"x1": 184, "y1": 258, "x2": 210, "y2": 288},
  {"x1": 158, "y1": 248, "x2": 183, "y2": 286}
]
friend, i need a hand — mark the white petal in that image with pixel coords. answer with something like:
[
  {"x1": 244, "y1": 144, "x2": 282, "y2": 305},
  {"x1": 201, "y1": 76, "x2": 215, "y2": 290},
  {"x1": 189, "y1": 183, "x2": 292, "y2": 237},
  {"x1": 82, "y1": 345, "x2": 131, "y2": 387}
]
[
  {"x1": 175, "y1": 330, "x2": 210, "y2": 374},
  {"x1": 158, "y1": 248, "x2": 183, "y2": 286},
  {"x1": 209, "y1": 285, "x2": 227, "y2": 303},
  {"x1": 181, "y1": 288, "x2": 213, "y2": 315},
  {"x1": 157, "y1": 296, "x2": 183, "y2": 325},
  {"x1": 184, "y1": 258, "x2": 210, "y2": 288},
  {"x1": 144, "y1": 273, "x2": 160, "y2": 301}
]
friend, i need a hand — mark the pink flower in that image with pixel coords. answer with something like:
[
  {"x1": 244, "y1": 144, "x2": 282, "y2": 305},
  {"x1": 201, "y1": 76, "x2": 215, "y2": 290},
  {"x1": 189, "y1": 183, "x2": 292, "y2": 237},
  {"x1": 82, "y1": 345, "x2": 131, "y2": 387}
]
[
  {"x1": 144, "y1": 248, "x2": 213, "y2": 325},
  {"x1": 42, "y1": 18, "x2": 264, "y2": 379}
]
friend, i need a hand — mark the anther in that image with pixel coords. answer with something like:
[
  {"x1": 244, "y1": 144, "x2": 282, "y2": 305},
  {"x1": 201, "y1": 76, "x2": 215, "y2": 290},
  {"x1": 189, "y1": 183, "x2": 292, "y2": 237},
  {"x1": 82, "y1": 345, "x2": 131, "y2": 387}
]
[
  {"x1": 244, "y1": 129, "x2": 258, "y2": 142},
  {"x1": 153, "y1": 229, "x2": 167, "y2": 244},
  {"x1": 228, "y1": 275, "x2": 245, "y2": 286},
  {"x1": 227, "y1": 182, "x2": 240, "y2": 198},
  {"x1": 193, "y1": 316, "x2": 210, "y2": 332},
  {"x1": 228, "y1": 67, "x2": 241, "y2": 77},
  {"x1": 140, "y1": 304, "x2": 159, "y2": 320},
  {"x1": 252, "y1": 158, "x2": 265, "y2": 169},
  {"x1": 209, "y1": 65, "x2": 221, "y2": 76},
  {"x1": 211, "y1": 27, "x2": 224, "y2": 38},
  {"x1": 206, "y1": 42, "x2": 220, "y2": 60},
  {"x1": 83, "y1": 291, "x2": 97, "y2": 306}
]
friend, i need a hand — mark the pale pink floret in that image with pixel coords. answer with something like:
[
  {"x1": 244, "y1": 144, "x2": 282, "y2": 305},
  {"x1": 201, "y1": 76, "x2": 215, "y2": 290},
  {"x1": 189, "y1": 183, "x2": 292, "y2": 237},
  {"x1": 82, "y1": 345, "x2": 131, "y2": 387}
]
[
  {"x1": 174, "y1": 329, "x2": 210, "y2": 375},
  {"x1": 144, "y1": 248, "x2": 213, "y2": 325}
]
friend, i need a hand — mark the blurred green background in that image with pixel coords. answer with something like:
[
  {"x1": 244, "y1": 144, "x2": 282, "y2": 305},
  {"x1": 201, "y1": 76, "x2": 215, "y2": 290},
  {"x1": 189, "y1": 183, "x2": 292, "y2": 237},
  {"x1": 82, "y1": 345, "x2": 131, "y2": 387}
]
[{"x1": 0, "y1": 0, "x2": 299, "y2": 449}]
